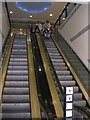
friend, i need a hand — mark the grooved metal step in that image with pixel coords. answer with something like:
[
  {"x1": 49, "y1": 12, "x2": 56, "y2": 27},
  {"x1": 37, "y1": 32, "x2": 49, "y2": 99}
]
[
  {"x1": 2, "y1": 103, "x2": 30, "y2": 112},
  {"x1": 3, "y1": 87, "x2": 29, "y2": 95},
  {"x1": 56, "y1": 71, "x2": 70, "y2": 75},
  {"x1": 7, "y1": 70, "x2": 28, "y2": 75},
  {"x1": 74, "y1": 100, "x2": 86, "y2": 107},
  {"x1": 3, "y1": 95, "x2": 29, "y2": 103},
  {"x1": 6, "y1": 75, "x2": 28, "y2": 81},
  {"x1": 10, "y1": 58, "x2": 27, "y2": 62},
  {"x1": 50, "y1": 55, "x2": 62, "y2": 59},
  {"x1": 49, "y1": 53, "x2": 60, "y2": 56},
  {"x1": 12, "y1": 49, "x2": 27, "y2": 52},
  {"x1": 8, "y1": 65, "x2": 28, "y2": 70},
  {"x1": 5, "y1": 81, "x2": 28, "y2": 87},
  {"x1": 74, "y1": 93, "x2": 82, "y2": 100},
  {"x1": 53, "y1": 62, "x2": 65, "y2": 66},
  {"x1": 9, "y1": 61, "x2": 27, "y2": 65},
  {"x1": 51, "y1": 59, "x2": 63, "y2": 62},
  {"x1": 10, "y1": 55, "x2": 27, "y2": 58},
  {"x1": 54, "y1": 66, "x2": 68, "y2": 71},
  {"x1": 58, "y1": 75, "x2": 73, "y2": 80},
  {"x1": 2, "y1": 113, "x2": 30, "y2": 118},
  {"x1": 60, "y1": 81, "x2": 76, "y2": 86}
]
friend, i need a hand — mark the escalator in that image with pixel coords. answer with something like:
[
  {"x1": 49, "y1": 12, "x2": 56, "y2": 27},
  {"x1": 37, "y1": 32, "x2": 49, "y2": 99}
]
[
  {"x1": 2, "y1": 35, "x2": 31, "y2": 119},
  {"x1": 38, "y1": 35, "x2": 90, "y2": 119}
]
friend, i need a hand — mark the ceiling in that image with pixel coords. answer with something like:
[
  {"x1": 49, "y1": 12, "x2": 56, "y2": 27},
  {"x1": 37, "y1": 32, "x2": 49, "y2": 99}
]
[{"x1": 7, "y1": 2, "x2": 67, "y2": 23}]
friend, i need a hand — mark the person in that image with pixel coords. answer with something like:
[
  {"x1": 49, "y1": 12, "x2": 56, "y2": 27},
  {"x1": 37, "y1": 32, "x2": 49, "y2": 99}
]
[
  {"x1": 42, "y1": 20, "x2": 51, "y2": 31},
  {"x1": 42, "y1": 20, "x2": 52, "y2": 38},
  {"x1": 35, "y1": 21, "x2": 42, "y2": 32}
]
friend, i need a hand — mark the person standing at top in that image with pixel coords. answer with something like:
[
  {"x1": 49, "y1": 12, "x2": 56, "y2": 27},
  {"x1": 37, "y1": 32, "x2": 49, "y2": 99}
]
[
  {"x1": 35, "y1": 21, "x2": 42, "y2": 32},
  {"x1": 42, "y1": 20, "x2": 51, "y2": 32}
]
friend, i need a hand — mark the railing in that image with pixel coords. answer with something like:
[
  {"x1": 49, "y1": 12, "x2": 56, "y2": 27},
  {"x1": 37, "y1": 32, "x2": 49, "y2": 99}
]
[{"x1": 54, "y1": 2, "x2": 77, "y2": 28}]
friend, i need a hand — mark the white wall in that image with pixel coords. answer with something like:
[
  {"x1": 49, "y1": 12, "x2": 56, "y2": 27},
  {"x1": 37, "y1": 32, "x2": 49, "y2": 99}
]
[
  {"x1": 58, "y1": 4, "x2": 89, "y2": 71},
  {"x1": 2, "y1": 2, "x2": 10, "y2": 45},
  {"x1": 0, "y1": 2, "x2": 10, "y2": 68},
  {"x1": 0, "y1": 2, "x2": 2, "y2": 64}
]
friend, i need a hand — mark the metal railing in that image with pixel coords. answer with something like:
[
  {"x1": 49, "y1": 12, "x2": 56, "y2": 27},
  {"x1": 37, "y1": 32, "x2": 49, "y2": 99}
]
[{"x1": 54, "y1": 2, "x2": 77, "y2": 28}]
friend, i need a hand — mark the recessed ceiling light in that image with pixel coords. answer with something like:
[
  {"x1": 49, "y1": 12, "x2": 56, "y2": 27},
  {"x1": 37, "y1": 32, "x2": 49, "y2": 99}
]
[
  {"x1": 63, "y1": 17, "x2": 65, "y2": 20},
  {"x1": 20, "y1": 29, "x2": 22, "y2": 31},
  {"x1": 50, "y1": 14, "x2": 52, "y2": 17},
  {"x1": 10, "y1": 11, "x2": 13, "y2": 14},
  {"x1": 30, "y1": 15, "x2": 32, "y2": 18}
]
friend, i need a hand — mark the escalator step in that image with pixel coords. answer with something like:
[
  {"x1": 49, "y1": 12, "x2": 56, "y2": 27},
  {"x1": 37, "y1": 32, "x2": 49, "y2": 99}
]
[
  {"x1": 73, "y1": 86, "x2": 79, "y2": 93},
  {"x1": 11, "y1": 52, "x2": 27, "y2": 55},
  {"x1": 56, "y1": 71, "x2": 70, "y2": 75},
  {"x1": 3, "y1": 87, "x2": 29, "y2": 95},
  {"x1": 10, "y1": 55, "x2": 27, "y2": 58},
  {"x1": 58, "y1": 75, "x2": 73, "y2": 80},
  {"x1": 47, "y1": 48, "x2": 57, "y2": 50},
  {"x1": 13, "y1": 43, "x2": 26, "y2": 46},
  {"x1": 7, "y1": 70, "x2": 28, "y2": 75},
  {"x1": 54, "y1": 66, "x2": 68, "y2": 71},
  {"x1": 2, "y1": 112, "x2": 30, "y2": 118},
  {"x1": 10, "y1": 58, "x2": 27, "y2": 62},
  {"x1": 51, "y1": 59, "x2": 63, "y2": 62},
  {"x1": 3, "y1": 95, "x2": 29, "y2": 103},
  {"x1": 74, "y1": 100, "x2": 86, "y2": 107},
  {"x1": 12, "y1": 46, "x2": 26, "y2": 49},
  {"x1": 9, "y1": 61, "x2": 27, "y2": 65},
  {"x1": 6, "y1": 75, "x2": 28, "y2": 81},
  {"x1": 8, "y1": 65, "x2": 28, "y2": 70},
  {"x1": 50, "y1": 55, "x2": 62, "y2": 59},
  {"x1": 5, "y1": 81, "x2": 28, "y2": 87},
  {"x1": 60, "y1": 81, "x2": 76, "y2": 86},
  {"x1": 49, "y1": 53, "x2": 60, "y2": 56},
  {"x1": 12, "y1": 49, "x2": 27, "y2": 52},
  {"x1": 74, "y1": 93, "x2": 82, "y2": 100},
  {"x1": 2, "y1": 103, "x2": 30, "y2": 112},
  {"x1": 53, "y1": 62, "x2": 65, "y2": 66}
]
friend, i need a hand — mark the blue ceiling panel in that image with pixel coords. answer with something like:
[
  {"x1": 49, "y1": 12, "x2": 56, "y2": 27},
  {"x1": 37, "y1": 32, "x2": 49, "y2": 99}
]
[{"x1": 16, "y1": 2, "x2": 51, "y2": 13}]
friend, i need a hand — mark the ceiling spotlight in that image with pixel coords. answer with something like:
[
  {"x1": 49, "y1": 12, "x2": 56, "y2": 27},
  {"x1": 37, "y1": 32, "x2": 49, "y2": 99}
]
[
  {"x1": 10, "y1": 11, "x2": 13, "y2": 14},
  {"x1": 20, "y1": 29, "x2": 22, "y2": 31},
  {"x1": 50, "y1": 14, "x2": 53, "y2": 17},
  {"x1": 30, "y1": 15, "x2": 32, "y2": 18},
  {"x1": 63, "y1": 17, "x2": 65, "y2": 20}
]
